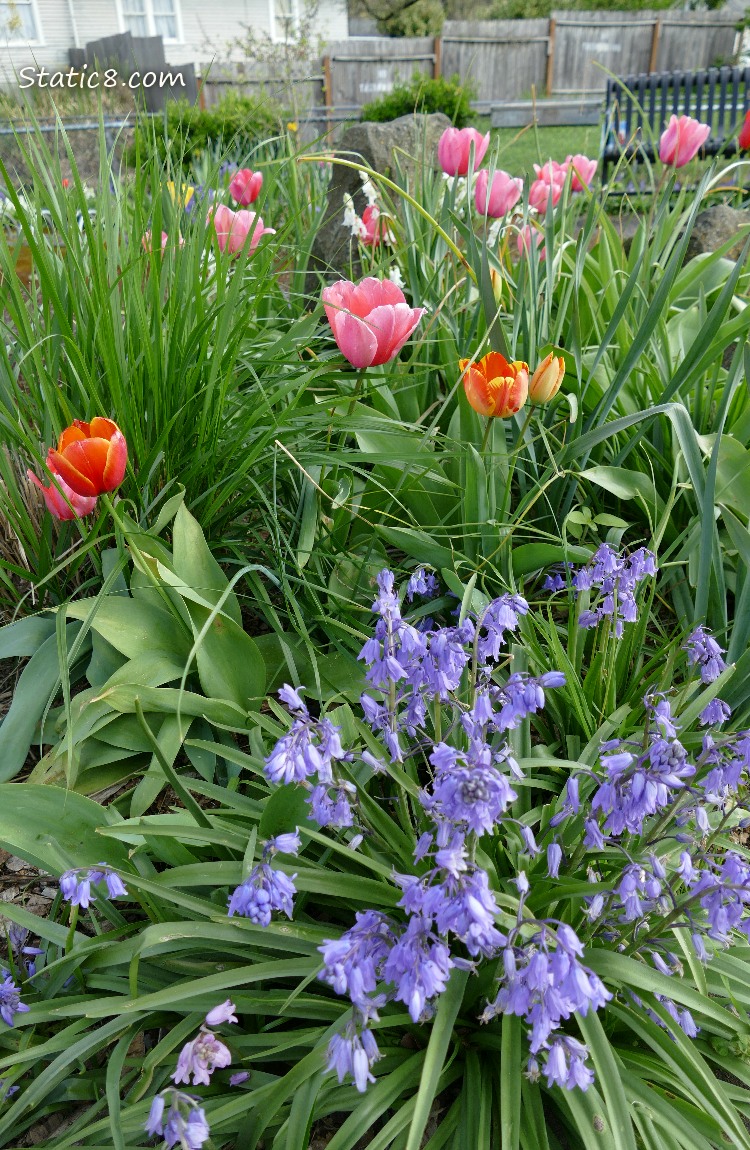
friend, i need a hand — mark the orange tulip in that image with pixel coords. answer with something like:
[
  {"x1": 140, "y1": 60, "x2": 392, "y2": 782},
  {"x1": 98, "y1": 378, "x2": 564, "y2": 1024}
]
[
  {"x1": 460, "y1": 352, "x2": 529, "y2": 418},
  {"x1": 47, "y1": 417, "x2": 127, "y2": 498},
  {"x1": 529, "y1": 352, "x2": 565, "y2": 404}
]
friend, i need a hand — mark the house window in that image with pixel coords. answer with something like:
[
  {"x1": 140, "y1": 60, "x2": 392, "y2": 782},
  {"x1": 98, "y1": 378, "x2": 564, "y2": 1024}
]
[
  {"x1": 270, "y1": 0, "x2": 299, "y2": 41},
  {"x1": 0, "y1": 0, "x2": 40, "y2": 41},
  {"x1": 121, "y1": 0, "x2": 180, "y2": 42}
]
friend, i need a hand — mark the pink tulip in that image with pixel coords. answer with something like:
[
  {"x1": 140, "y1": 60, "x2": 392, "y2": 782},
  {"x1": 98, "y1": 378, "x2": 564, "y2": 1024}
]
[
  {"x1": 528, "y1": 178, "x2": 563, "y2": 213},
  {"x1": 229, "y1": 168, "x2": 263, "y2": 206},
  {"x1": 437, "y1": 127, "x2": 490, "y2": 177},
  {"x1": 517, "y1": 225, "x2": 545, "y2": 261},
  {"x1": 27, "y1": 466, "x2": 97, "y2": 521},
  {"x1": 566, "y1": 154, "x2": 598, "y2": 191},
  {"x1": 475, "y1": 169, "x2": 523, "y2": 217},
  {"x1": 659, "y1": 115, "x2": 711, "y2": 168},
  {"x1": 322, "y1": 277, "x2": 425, "y2": 369},
  {"x1": 209, "y1": 204, "x2": 275, "y2": 257},
  {"x1": 142, "y1": 230, "x2": 183, "y2": 254},
  {"x1": 534, "y1": 159, "x2": 567, "y2": 186}
]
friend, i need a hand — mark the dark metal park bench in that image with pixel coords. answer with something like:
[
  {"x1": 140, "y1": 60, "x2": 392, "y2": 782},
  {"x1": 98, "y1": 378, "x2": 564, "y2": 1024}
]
[{"x1": 601, "y1": 66, "x2": 750, "y2": 183}]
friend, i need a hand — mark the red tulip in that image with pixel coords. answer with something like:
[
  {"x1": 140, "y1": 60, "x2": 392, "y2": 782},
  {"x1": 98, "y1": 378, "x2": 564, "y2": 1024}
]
[
  {"x1": 360, "y1": 204, "x2": 389, "y2": 247},
  {"x1": 739, "y1": 110, "x2": 750, "y2": 152},
  {"x1": 475, "y1": 169, "x2": 523, "y2": 217},
  {"x1": 322, "y1": 277, "x2": 425, "y2": 369},
  {"x1": 437, "y1": 127, "x2": 490, "y2": 177},
  {"x1": 229, "y1": 168, "x2": 263, "y2": 206},
  {"x1": 27, "y1": 466, "x2": 97, "y2": 520},
  {"x1": 659, "y1": 115, "x2": 710, "y2": 167},
  {"x1": 209, "y1": 204, "x2": 275, "y2": 257},
  {"x1": 47, "y1": 418, "x2": 127, "y2": 498},
  {"x1": 460, "y1": 351, "x2": 529, "y2": 418}
]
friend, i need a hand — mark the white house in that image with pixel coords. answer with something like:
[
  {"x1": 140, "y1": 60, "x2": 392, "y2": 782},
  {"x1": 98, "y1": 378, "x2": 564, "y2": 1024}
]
[{"x1": 0, "y1": 0, "x2": 349, "y2": 83}]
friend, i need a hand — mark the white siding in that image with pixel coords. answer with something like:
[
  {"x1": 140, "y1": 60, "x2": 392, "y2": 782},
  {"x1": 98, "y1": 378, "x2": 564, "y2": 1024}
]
[{"x1": 0, "y1": 0, "x2": 349, "y2": 86}]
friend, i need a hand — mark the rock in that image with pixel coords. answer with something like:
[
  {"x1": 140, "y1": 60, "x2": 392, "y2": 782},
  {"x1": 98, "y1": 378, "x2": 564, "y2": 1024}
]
[
  {"x1": 685, "y1": 204, "x2": 750, "y2": 262},
  {"x1": 306, "y1": 112, "x2": 451, "y2": 290}
]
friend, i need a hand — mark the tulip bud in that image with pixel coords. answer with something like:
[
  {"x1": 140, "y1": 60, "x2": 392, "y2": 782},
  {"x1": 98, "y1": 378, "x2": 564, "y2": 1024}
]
[
  {"x1": 529, "y1": 352, "x2": 565, "y2": 404},
  {"x1": 489, "y1": 267, "x2": 503, "y2": 308}
]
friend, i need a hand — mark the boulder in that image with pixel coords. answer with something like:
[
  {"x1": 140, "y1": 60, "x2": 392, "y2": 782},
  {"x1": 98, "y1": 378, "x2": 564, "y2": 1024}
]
[
  {"x1": 685, "y1": 204, "x2": 750, "y2": 262},
  {"x1": 306, "y1": 112, "x2": 451, "y2": 291}
]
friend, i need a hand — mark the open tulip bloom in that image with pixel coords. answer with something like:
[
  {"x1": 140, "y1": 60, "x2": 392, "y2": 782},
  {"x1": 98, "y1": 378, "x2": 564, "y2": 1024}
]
[
  {"x1": 460, "y1": 351, "x2": 529, "y2": 418},
  {"x1": 322, "y1": 278, "x2": 425, "y2": 370},
  {"x1": 228, "y1": 168, "x2": 263, "y2": 206},
  {"x1": 46, "y1": 417, "x2": 127, "y2": 498}
]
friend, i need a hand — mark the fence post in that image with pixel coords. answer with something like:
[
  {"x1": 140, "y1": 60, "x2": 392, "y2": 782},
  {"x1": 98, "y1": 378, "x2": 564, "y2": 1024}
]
[
  {"x1": 433, "y1": 35, "x2": 442, "y2": 80},
  {"x1": 546, "y1": 17, "x2": 556, "y2": 97},
  {"x1": 323, "y1": 54, "x2": 333, "y2": 137},
  {"x1": 649, "y1": 18, "x2": 662, "y2": 73}
]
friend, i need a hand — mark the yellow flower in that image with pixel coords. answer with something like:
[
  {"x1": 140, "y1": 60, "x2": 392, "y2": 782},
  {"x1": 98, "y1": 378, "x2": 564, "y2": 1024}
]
[
  {"x1": 287, "y1": 121, "x2": 298, "y2": 133},
  {"x1": 166, "y1": 181, "x2": 195, "y2": 209}
]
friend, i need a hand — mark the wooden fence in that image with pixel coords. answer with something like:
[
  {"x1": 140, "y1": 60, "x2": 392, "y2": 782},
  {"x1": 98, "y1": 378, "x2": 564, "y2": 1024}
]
[{"x1": 199, "y1": 10, "x2": 741, "y2": 130}]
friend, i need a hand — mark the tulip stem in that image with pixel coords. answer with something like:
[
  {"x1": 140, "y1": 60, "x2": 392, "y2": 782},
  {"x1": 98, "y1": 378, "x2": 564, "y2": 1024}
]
[
  {"x1": 298, "y1": 156, "x2": 475, "y2": 279},
  {"x1": 346, "y1": 372, "x2": 368, "y2": 418},
  {"x1": 481, "y1": 417, "x2": 493, "y2": 454}
]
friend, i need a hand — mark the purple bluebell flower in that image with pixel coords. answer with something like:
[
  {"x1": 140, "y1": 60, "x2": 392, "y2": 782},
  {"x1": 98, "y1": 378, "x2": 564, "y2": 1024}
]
[
  {"x1": 550, "y1": 776, "x2": 580, "y2": 828},
  {"x1": 382, "y1": 917, "x2": 454, "y2": 1022},
  {"x1": 204, "y1": 999, "x2": 237, "y2": 1026},
  {"x1": 227, "y1": 862, "x2": 296, "y2": 924},
  {"x1": 572, "y1": 544, "x2": 656, "y2": 638},
  {"x1": 0, "y1": 971, "x2": 29, "y2": 1027},
  {"x1": 278, "y1": 683, "x2": 306, "y2": 712},
  {"x1": 476, "y1": 594, "x2": 529, "y2": 663},
  {"x1": 264, "y1": 692, "x2": 345, "y2": 785},
  {"x1": 547, "y1": 842, "x2": 563, "y2": 878},
  {"x1": 543, "y1": 1035, "x2": 595, "y2": 1090},
  {"x1": 308, "y1": 782, "x2": 355, "y2": 827},
  {"x1": 683, "y1": 626, "x2": 727, "y2": 684},
  {"x1": 489, "y1": 672, "x2": 566, "y2": 732},
  {"x1": 428, "y1": 867, "x2": 506, "y2": 957},
  {"x1": 59, "y1": 865, "x2": 127, "y2": 907},
  {"x1": 421, "y1": 742, "x2": 516, "y2": 837},
  {"x1": 146, "y1": 1090, "x2": 211, "y2": 1148},
  {"x1": 263, "y1": 830, "x2": 301, "y2": 856},
  {"x1": 230, "y1": 1071, "x2": 249, "y2": 1086},
  {"x1": 319, "y1": 910, "x2": 396, "y2": 1005},
  {"x1": 172, "y1": 1028, "x2": 232, "y2": 1086},
  {"x1": 326, "y1": 1020, "x2": 382, "y2": 1092},
  {"x1": 145, "y1": 1094, "x2": 166, "y2": 1137},
  {"x1": 406, "y1": 567, "x2": 440, "y2": 601},
  {"x1": 616, "y1": 862, "x2": 665, "y2": 922},
  {"x1": 482, "y1": 924, "x2": 611, "y2": 1055},
  {"x1": 692, "y1": 852, "x2": 750, "y2": 943},
  {"x1": 699, "y1": 698, "x2": 732, "y2": 727}
]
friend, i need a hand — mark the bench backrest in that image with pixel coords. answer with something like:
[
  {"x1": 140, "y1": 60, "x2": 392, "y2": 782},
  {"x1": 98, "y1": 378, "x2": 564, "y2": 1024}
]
[{"x1": 603, "y1": 66, "x2": 750, "y2": 155}]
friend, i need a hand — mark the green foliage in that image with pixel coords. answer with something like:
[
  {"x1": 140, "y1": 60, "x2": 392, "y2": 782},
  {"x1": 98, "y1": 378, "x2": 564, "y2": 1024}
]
[
  {"x1": 378, "y1": 0, "x2": 445, "y2": 35},
  {"x1": 125, "y1": 93, "x2": 283, "y2": 169},
  {"x1": 361, "y1": 71, "x2": 473, "y2": 126}
]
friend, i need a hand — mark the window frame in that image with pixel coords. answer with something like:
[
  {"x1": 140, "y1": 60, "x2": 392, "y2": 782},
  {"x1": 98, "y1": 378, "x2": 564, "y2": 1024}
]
[
  {"x1": 0, "y1": 0, "x2": 43, "y2": 45},
  {"x1": 268, "y1": 0, "x2": 300, "y2": 42},
  {"x1": 116, "y1": 0, "x2": 183, "y2": 45}
]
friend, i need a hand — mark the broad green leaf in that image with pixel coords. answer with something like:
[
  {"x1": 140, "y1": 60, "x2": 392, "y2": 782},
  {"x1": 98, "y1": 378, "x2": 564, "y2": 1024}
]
[
  {"x1": 0, "y1": 613, "x2": 55, "y2": 658},
  {"x1": 0, "y1": 784, "x2": 128, "y2": 873},
  {"x1": 65, "y1": 596, "x2": 191, "y2": 662},
  {"x1": 189, "y1": 603, "x2": 266, "y2": 710},
  {"x1": 172, "y1": 502, "x2": 242, "y2": 625}
]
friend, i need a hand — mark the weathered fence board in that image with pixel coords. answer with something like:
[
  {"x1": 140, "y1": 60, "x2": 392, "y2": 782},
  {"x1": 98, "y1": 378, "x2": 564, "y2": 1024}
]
[
  {"x1": 192, "y1": 11, "x2": 742, "y2": 131},
  {"x1": 442, "y1": 20, "x2": 549, "y2": 109}
]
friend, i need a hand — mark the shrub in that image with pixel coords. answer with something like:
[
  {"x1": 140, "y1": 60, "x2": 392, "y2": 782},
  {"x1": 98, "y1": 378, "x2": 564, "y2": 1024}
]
[
  {"x1": 126, "y1": 93, "x2": 282, "y2": 169},
  {"x1": 378, "y1": 0, "x2": 445, "y2": 35},
  {"x1": 361, "y1": 71, "x2": 474, "y2": 127}
]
